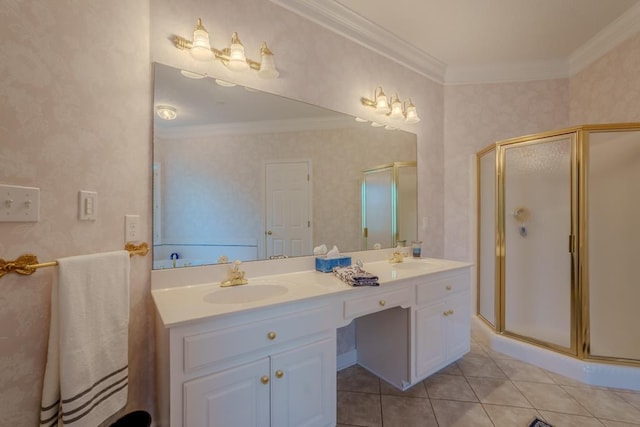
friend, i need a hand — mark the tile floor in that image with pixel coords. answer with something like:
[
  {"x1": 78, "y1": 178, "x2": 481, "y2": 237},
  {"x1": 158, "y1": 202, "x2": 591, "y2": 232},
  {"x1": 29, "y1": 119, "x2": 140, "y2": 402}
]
[{"x1": 337, "y1": 333, "x2": 640, "y2": 427}]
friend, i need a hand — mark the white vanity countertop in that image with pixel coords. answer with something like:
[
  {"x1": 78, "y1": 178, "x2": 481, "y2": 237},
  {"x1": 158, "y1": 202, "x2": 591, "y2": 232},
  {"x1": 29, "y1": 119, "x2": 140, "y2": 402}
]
[{"x1": 152, "y1": 257, "x2": 471, "y2": 327}]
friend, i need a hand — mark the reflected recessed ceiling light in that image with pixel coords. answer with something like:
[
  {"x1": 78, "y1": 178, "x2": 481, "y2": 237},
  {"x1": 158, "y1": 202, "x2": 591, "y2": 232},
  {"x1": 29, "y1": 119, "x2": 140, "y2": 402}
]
[
  {"x1": 180, "y1": 69, "x2": 206, "y2": 79},
  {"x1": 355, "y1": 117, "x2": 368, "y2": 122},
  {"x1": 371, "y1": 122, "x2": 384, "y2": 127},
  {"x1": 156, "y1": 105, "x2": 177, "y2": 120},
  {"x1": 384, "y1": 125, "x2": 397, "y2": 130},
  {"x1": 215, "y1": 79, "x2": 237, "y2": 87}
]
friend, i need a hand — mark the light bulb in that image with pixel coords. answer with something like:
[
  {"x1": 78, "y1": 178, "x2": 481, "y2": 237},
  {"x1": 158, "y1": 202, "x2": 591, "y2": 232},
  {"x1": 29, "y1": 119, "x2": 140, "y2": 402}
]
[
  {"x1": 190, "y1": 18, "x2": 214, "y2": 61},
  {"x1": 258, "y1": 42, "x2": 279, "y2": 79},
  {"x1": 375, "y1": 88, "x2": 389, "y2": 114},
  {"x1": 388, "y1": 94, "x2": 403, "y2": 120},
  {"x1": 404, "y1": 101, "x2": 421, "y2": 124}
]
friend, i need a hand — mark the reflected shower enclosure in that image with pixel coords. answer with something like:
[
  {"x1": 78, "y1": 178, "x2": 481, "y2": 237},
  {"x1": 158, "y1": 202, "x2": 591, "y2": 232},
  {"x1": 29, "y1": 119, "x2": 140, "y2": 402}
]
[{"x1": 477, "y1": 123, "x2": 640, "y2": 366}]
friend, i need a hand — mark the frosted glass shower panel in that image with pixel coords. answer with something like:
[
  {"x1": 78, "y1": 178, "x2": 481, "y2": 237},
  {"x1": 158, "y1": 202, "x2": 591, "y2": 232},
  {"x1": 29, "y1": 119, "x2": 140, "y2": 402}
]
[
  {"x1": 362, "y1": 167, "x2": 394, "y2": 249},
  {"x1": 503, "y1": 137, "x2": 573, "y2": 349},
  {"x1": 588, "y1": 130, "x2": 640, "y2": 361},
  {"x1": 478, "y1": 149, "x2": 496, "y2": 326}
]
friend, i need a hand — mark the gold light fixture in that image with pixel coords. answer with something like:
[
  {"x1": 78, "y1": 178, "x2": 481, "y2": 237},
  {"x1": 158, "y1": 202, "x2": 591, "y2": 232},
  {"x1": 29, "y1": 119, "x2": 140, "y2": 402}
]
[
  {"x1": 173, "y1": 18, "x2": 279, "y2": 79},
  {"x1": 361, "y1": 87, "x2": 421, "y2": 124}
]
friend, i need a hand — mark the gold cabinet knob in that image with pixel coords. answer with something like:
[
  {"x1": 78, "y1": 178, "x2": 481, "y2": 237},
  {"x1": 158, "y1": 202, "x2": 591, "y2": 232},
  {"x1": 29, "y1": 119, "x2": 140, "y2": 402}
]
[
  {"x1": 275, "y1": 370, "x2": 284, "y2": 379},
  {"x1": 446, "y1": 285, "x2": 452, "y2": 291},
  {"x1": 266, "y1": 230, "x2": 273, "y2": 235},
  {"x1": 443, "y1": 309, "x2": 454, "y2": 316},
  {"x1": 449, "y1": 309, "x2": 454, "y2": 315},
  {"x1": 261, "y1": 375, "x2": 270, "y2": 384},
  {"x1": 443, "y1": 310, "x2": 449, "y2": 316},
  {"x1": 379, "y1": 300, "x2": 386, "y2": 306},
  {"x1": 267, "y1": 331, "x2": 277, "y2": 340}
]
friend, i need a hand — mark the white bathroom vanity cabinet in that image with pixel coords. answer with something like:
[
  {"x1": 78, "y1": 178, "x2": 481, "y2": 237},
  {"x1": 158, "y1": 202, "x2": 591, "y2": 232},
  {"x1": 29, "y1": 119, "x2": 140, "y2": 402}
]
[{"x1": 152, "y1": 256, "x2": 471, "y2": 427}]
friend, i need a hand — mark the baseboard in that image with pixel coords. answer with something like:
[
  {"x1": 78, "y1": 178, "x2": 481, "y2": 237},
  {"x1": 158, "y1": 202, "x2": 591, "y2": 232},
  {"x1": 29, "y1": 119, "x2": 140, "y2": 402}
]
[{"x1": 337, "y1": 349, "x2": 357, "y2": 371}]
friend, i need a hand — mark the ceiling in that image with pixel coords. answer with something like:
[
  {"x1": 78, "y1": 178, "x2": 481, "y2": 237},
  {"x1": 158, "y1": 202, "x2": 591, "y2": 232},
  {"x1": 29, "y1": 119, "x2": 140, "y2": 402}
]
[{"x1": 273, "y1": 0, "x2": 640, "y2": 84}]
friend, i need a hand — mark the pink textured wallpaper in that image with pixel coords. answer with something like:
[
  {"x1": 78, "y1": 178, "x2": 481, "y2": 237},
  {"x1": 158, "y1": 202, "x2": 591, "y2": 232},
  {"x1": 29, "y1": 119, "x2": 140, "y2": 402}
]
[
  {"x1": 2, "y1": 0, "x2": 639, "y2": 424},
  {"x1": 570, "y1": 31, "x2": 640, "y2": 124},
  {"x1": 0, "y1": 2, "x2": 153, "y2": 425},
  {"x1": 443, "y1": 79, "x2": 570, "y2": 261}
]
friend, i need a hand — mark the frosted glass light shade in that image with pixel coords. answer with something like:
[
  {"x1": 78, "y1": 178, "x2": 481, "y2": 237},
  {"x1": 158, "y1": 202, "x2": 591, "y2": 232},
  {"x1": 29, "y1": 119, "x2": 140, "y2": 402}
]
[
  {"x1": 258, "y1": 43, "x2": 279, "y2": 79},
  {"x1": 375, "y1": 95, "x2": 389, "y2": 114},
  {"x1": 227, "y1": 33, "x2": 249, "y2": 72},
  {"x1": 389, "y1": 95, "x2": 403, "y2": 120},
  {"x1": 404, "y1": 102, "x2": 420, "y2": 124},
  {"x1": 191, "y1": 19, "x2": 214, "y2": 61}
]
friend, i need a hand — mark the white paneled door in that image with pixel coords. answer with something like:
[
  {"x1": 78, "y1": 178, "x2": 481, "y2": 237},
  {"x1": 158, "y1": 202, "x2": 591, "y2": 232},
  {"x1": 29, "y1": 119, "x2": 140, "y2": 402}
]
[{"x1": 265, "y1": 161, "x2": 312, "y2": 259}]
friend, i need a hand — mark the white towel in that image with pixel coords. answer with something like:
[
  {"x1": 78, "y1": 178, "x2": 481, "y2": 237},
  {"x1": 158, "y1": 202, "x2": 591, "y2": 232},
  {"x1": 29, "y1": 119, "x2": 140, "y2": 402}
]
[{"x1": 40, "y1": 251, "x2": 130, "y2": 427}]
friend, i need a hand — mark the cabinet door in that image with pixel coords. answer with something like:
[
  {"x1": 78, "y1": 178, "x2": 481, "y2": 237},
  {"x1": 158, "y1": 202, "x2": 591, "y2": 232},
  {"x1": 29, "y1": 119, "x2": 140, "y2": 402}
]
[
  {"x1": 183, "y1": 357, "x2": 270, "y2": 427},
  {"x1": 446, "y1": 291, "x2": 471, "y2": 361},
  {"x1": 415, "y1": 300, "x2": 447, "y2": 378},
  {"x1": 271, "y1": 338, "x2": 336, "y2": 427}
]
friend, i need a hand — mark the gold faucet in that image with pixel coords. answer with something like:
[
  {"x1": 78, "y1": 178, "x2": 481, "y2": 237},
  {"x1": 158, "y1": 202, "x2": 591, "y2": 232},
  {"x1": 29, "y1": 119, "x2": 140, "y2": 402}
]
[
  {"x1": 389, "y1": 245, "x2": 406, "y2": 264},
  {"x1": 221, "y1": 260, "x2": 248, "y2": 287}
]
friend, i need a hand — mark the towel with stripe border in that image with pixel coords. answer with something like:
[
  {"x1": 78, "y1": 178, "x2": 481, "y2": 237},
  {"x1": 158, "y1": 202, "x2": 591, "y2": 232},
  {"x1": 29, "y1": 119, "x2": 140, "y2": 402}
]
[
  {"x1": 333, "y1": 264, "x2": 380, "y2": 286},
  {"x1": 40, "y1": 251, "x2": 130, "y2": 427}
]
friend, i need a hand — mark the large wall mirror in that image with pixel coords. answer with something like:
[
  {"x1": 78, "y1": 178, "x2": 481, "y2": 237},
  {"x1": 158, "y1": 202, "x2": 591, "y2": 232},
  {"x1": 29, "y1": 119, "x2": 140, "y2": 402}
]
[{"x1": 153, "y1": 62, "x2": 417, "y2": 269}]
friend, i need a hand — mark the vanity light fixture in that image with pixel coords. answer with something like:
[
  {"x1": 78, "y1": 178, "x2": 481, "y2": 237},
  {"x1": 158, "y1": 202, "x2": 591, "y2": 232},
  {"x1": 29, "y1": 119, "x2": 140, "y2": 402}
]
[
  {"x1": 156, "y1": 105, "x2": 177, "y2": 121},
  {"x1": 361, "y1": 87, "x2": 421, "y2": 124},
  {"x1": 173, "y1": 18, "x2": 279, "y2": 79}
]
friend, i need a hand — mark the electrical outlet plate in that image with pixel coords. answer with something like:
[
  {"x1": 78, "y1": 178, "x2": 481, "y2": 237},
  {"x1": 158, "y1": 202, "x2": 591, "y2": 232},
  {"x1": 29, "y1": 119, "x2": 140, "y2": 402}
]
[
  {"x1": 125, "y1": 214, "x2": 141, "y2": 242},
  {"x1": 0, "y1": 184, "x2": 40, "y2": 222}
]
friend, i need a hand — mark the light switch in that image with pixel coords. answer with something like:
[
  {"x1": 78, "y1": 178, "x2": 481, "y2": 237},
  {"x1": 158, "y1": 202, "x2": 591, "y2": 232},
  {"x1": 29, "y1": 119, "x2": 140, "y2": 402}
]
[
  {"x1": 78, "y1": 190, "x2": 98, "y2": 221},
  {"x1": 0, "y1": 184, "x2": 40, "y2": 222}
]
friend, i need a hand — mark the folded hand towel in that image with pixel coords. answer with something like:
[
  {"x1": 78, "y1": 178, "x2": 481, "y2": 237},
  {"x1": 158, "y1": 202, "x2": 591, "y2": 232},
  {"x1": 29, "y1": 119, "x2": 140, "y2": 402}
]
[
  {"x1": 333, "y1": 265, "x2": 379, "y2": 287},
  {"x1": 40, "y1": 251, "x2": 130, "y2": 427}
]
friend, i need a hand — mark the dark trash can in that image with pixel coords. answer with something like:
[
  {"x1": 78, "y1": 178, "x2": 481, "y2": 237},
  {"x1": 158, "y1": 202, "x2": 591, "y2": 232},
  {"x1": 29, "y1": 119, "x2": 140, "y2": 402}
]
[{"x1": 110, "y1": 410, "x2": 152, "y2": 427}]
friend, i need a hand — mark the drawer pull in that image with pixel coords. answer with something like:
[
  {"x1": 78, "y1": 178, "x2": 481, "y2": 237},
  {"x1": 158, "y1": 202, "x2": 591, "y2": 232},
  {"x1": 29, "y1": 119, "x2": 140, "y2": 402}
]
[
  {"x1": 267, "y1": 331, "x2": 277, "y2": 340},
  {"x1": 443, "y1": 309, "x2": 454, "y2": 316},
  {"x1": 446, "y1": 285, "x2": 452, "y2": 291},
  {"x1": 379, "y1": 300, "x2": 386, "y2": 306},
  {"x1": 260, "y1": 375, "x2": 270, "y2": 384},
  {"x1": 275, "y1": 370, "x2": 284, "y2": 379}
]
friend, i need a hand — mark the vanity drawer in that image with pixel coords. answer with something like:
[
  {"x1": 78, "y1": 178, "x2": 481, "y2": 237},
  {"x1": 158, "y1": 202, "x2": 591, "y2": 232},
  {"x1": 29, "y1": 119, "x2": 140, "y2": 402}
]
[
  {"x1": 183, "y1": 305, "x2": 332, "y2": 373},
  {"x1": 416, "y1": 272, "x2": 467, "y2": 305},
  {"x1": 344, "y1": 287, "x2": 411, "y2": 319}
]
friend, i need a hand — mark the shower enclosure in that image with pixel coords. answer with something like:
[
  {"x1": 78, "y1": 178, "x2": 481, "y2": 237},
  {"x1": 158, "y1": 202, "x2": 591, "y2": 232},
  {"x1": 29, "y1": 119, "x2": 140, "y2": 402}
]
[{"x1": 477, "y1": 123, "x2": 640, "y2": 365}]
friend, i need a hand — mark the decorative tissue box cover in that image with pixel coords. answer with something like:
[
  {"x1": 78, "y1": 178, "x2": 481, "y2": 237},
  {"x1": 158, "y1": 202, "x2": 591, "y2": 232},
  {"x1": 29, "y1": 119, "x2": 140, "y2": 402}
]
[{"x1": 315, "y1": 256, "x2": 352, "y2": 273}]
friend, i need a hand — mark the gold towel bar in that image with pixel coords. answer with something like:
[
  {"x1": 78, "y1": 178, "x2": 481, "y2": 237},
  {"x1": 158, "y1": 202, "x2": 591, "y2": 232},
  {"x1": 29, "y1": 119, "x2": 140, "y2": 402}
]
[{"x1": 0, "y1": 242, "x2": 149, "y2": 279}]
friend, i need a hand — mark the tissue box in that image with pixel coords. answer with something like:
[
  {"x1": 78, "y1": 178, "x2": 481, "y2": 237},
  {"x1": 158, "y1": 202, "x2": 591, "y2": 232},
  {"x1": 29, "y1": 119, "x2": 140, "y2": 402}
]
[{"x1": 315, "y1": 256, "x2": 352, "y2": 273}]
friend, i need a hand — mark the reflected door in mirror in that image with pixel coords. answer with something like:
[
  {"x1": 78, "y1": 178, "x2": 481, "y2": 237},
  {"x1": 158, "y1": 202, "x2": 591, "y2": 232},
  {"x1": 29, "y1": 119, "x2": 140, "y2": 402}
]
[{"x1": 265, "y1": 161, "x2": 312, "y2": 258}]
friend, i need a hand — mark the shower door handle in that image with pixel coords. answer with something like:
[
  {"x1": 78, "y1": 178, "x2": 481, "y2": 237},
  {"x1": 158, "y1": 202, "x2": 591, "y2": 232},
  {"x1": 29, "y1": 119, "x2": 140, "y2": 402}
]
[{"x1": 568, "y1": 234, "x2": 575, "y2": 253}]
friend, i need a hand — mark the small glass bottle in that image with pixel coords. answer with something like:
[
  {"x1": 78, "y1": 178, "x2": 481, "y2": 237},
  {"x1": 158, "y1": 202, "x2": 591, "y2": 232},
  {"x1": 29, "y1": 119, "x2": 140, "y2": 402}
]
[{"x1": 411, "y1": 241, "x2": 422, "y2": 258}]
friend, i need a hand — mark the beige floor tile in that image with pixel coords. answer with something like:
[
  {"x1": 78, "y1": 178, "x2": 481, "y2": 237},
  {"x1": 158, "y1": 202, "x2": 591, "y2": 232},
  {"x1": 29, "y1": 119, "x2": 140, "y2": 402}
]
[
  {"x1": 457, "y1": 355, "x2": 507, "y2": 379},
  {"x1": 337, "y1": 365, "x2": 380, "y2": 394},
  {"x1": 480, "y1": 344, "x2": 517, "y2": 361},
  {"x1": 546, "y1": 371, "x2": 608, "y2": 389},
  {"x1": 467, "y1": 376, "x2": 532, "y2": 407},
  {"x1": 599, "y1": 420, "x2": 640, "y2": 427},
  {"x1": 538, "y1": 410, "x2": 605, "y2": 427},
  {"x1": 562, "y1": 386, "x2": 640, "y2": 424},
  {"x1": 337, "y1": 391, "x2": 382, "y2": 427},
  {"x1": 513, "y1": 380, "x2": 590, "y2": 416},
  {"x1": 613, "y1": 390, "x2": 640, "y2": 410},
  {"x1": 380, "y1": 379, "x2": 427, "y2": 398},
  {"x1": 436, "y1": 361, "x2": 464, "y2": 376},
  {"x1": 494, "y1": 358, "x2": 555, "y2": 383},
  {"x1": 424, "y1": 373, "x2": 478, "y2": 402},
  {"x1": 431, "y1": 400, "x2": 494, "y2": 427},
  {"x1": 468, "y1": 341, "x2": 489, "y2": 358},
  {"x1": 483, "y1": 404, "x2": 542, "y2": 427},
  {"x1": 381, "y1": 395, "x2": 437, "y2": 427}
]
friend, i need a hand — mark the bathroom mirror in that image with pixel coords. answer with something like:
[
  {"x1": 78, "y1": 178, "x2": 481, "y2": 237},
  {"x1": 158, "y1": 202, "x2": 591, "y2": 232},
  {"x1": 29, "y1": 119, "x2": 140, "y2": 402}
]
[{"x1": 153, "y1": 62, "x2": 417, "y2": 269}]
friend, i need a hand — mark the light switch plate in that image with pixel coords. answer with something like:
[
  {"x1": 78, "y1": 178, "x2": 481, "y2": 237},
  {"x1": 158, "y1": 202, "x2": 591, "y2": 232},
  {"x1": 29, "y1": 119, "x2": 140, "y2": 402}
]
[
  {"x1": 78, "y1": 190, "x2": 98, "y2": 221},
  {"x1": 0, "y1": 184, "x2": 40, "y2": 222}
]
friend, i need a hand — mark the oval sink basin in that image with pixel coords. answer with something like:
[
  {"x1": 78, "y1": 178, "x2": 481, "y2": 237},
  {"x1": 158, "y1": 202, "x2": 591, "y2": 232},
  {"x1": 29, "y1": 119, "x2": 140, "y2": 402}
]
[{"x1": 204, "y1": 284, "x2": 289, "y2": 304}]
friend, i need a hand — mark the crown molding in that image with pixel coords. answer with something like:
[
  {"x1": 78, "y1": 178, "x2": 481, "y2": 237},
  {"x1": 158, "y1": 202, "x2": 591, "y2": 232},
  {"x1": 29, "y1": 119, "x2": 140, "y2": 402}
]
[
  {"x1": 271, "y1": 0, "x2": 640, "y2": 85},
  {"x1": 569, "y1": 2, "x2": 640, "y2": 75},
  {"x1": 270, "y1": 0, "x2": 447, "y2": 83},
  {"x1": 155, "y1": 115, "x2": 358, "y2": 139}
]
